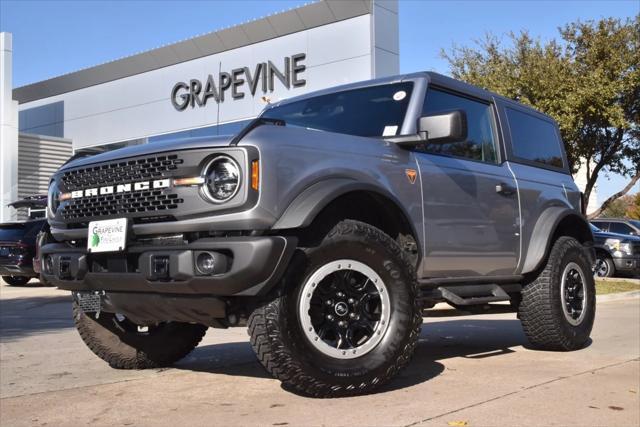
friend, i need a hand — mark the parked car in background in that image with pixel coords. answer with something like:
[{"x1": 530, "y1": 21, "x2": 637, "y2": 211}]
[
  {"x1": 591, "y1": 218, "x2": 640, "y2": 237},
  {"x1": 591, "y1": 223, "x2": 640, "y2": 278},
  {"x1": 0, "y1": 196, "x2": 48, "y2": 286}
]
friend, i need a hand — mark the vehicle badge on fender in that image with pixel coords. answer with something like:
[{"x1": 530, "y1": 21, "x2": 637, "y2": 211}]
[{"x1": 405, "y1": 169, "x2": 417, "y2": 184}]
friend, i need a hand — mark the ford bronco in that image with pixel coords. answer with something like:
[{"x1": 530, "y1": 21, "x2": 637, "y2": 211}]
[{"x1": 42, "y1": 72, "x2": 596, "y2": 397}]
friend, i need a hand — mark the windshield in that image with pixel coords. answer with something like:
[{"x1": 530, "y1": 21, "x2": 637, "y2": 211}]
[
  {"x1": 630, "y1": 219, "x2": 640, "y2": 229},
  {"x1": 262, "y1": 82, "x2": 414, "y2": 138}
]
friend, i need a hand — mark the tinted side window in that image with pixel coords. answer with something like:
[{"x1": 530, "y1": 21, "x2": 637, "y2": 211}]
[
  {"x1": 609, "y1": 222, "x2": 633, "y2": 235},
  {"x1": 591, "y1": 221, "x2": 609, "y2": 231},
  {"x1": 422, "y1": 89, "x2": 497, "y2": 163},
  {"x1": 506, "y1": 108, "x2": 564, "y2": 168}
]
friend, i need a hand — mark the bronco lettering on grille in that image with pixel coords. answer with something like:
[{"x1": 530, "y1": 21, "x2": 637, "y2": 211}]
[{"x1": 71, "y1": 179, "x2": 171, "y2": 199}]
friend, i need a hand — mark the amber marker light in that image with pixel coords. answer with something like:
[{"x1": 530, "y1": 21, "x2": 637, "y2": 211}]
[
  {"x1": 173, "y1": 177, "x2": 206, "y2": 187},
  {"x1": 58, "y1": 192, "x2": 72, "y2": 201},
  {"x1": 251, "y1": 160, "x2": 259, "y2": 190}
]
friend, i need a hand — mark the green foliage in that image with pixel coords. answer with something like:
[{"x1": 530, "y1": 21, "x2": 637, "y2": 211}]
[
  {"x1": 601, "y1": 194, "x2": 634, "y2": 218},
  {"x1": 626, "y1": 193, "x2": 640, "y2": 220},
  {"x1": 442, "y1": 16, "x2": 640, "y2": 208}
]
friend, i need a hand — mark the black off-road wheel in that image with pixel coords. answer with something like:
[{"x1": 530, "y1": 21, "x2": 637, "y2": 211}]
[
  {"x1": 2, "y1": 276, "x2": 30, "y2": 286},
  {"x1": 73, "y1": 302, "x2": 207, "y2": 369},
  {"x1": 248, "y1": 220, "x2": 422, "y2": 397},
  {"x1": 519, "y1": 236, "x2": 595, "y2": 351}
]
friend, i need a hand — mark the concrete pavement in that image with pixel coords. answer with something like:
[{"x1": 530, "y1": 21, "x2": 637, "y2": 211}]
[{"x1": 0, "y1": 279, "x2": 638, "y2": 427}]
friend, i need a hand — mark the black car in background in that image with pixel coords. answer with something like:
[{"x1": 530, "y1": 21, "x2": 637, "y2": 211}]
[
  {"x1": 590, "y1": 223, "x2": 640, "y2": 278},
  {"x1": 0, "y1": 196, "x2": 48, "y2": 286}
]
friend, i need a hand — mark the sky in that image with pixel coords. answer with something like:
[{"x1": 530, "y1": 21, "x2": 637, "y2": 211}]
[{"x1": 1, "y1": 0, "x2": 638, "y2": 203}]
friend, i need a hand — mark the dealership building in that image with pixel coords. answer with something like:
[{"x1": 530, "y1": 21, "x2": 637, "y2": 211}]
[{"x1": 0, "y1": 0, "x2": 399, "y2": 220}]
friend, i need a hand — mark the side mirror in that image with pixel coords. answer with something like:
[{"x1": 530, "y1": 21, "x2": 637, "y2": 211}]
[{"x1": 418, "y1": 110, "x2": 467, "y2": 144}]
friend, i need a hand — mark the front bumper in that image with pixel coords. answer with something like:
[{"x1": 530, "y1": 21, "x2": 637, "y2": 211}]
[
  {"x1": 0, "y1": 264, "x2": 35, "y2": 277},
  {"x1": 0, "y1": 254, "x2": 35, "y2": 277},
  {"x1": 41, "y1": 236, "x2": 297, "y2": 296},
  {"x1": 613, "y1": 256, "x2": 640, "y2": 275}
]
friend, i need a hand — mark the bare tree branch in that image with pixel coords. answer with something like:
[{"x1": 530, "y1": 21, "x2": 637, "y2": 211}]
[{"x1": 587, "y1": 174, "x2": 640, "y2": 219}]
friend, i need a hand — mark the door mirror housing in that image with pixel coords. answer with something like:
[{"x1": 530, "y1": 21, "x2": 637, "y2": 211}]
[{"x1": 418, "y1": 110, "x2": 467, "y2": 144}]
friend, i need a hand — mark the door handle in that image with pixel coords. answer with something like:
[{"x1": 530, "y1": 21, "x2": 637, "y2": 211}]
[{"x1": 496, "y1": 182, "x2": 516, "y2": 196}]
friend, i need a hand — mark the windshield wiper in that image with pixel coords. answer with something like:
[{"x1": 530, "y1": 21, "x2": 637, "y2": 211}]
[{"x1": 230, "y1": 117, "x2": 286, "y2": 145}]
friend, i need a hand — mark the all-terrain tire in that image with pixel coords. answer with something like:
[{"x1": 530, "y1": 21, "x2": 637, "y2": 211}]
[
  {"x1": 519, "y1": 236, "x2": 595, "y2": 351},
  {"x1": 248, "y1": 220, "x2": 422, "y2": 397},
  {"x1": 73, "y1": 302, "x2": 207, "y2": 369},
  {"x1": 2, "y1": 276, "x2": 30, "y2": 286}
]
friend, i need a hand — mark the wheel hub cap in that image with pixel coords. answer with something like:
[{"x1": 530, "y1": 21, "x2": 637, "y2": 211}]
[
  {"x1": 560, "y1": 262, "x2": 587, "y2": 326},
  {"x1": 299, "y1": 259, "x2": 391, "y2": 359}
]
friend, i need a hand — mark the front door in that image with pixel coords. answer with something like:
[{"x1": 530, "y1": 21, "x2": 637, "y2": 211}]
[{"x1": 416, "y1": 88, "x2": 519, "y2": 277}]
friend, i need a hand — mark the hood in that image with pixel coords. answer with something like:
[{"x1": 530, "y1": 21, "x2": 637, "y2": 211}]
[
  {"x1": 592, "y1": 229, "x2": 640, "y2": 242},
  {"x1": 61, "y1": 134, "x2": 235, "y2": 171},
  {"x1": 8, "y1": 195, "x2": 47, "y2": 209}
]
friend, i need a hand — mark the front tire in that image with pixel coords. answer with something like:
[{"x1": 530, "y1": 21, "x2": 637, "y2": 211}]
[
  {"x1": 248, "y1": 220, "x2": 421, "y2": 397},
  {"x1": 2, "y1": 276, "x2": 30, "y2": 286},
  {"x1": 73, "y1": 302, "x2": 207, "y2": 369},
  {"x1": 519, "y1": 236, "x2": 595, "y2": 351},
  {"x1": 594, "y1": 255, "x2": 615, "y2": 278}
]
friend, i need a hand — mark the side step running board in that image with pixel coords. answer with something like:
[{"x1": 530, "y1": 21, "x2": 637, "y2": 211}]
[{"x1": 438, "y1": 284, "x2": 511, "y2": 306}]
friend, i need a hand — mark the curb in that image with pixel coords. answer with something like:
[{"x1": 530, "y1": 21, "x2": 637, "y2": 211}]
[
  {"x1": 596, "y1": 277, "x2": 640, "y2": 284},
  {"x1": 597, "y1": 290, "x2": 640, "y2": 302}
]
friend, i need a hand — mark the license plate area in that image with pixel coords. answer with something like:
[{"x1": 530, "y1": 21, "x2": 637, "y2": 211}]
[
  {"x1": 76, "y1": 291, "x2": 102, "y2": 313},
  {"x1": 87, "y1": 218, "x2": 128, "y2": 253}
]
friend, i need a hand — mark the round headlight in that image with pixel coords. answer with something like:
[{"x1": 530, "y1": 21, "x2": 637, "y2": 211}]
[
  {"x1": 47, "y1": 180, "x2": 60, "y2": 217},
  {"x1": 202, "y1": 156, "x2": 241, "y2": 203}
]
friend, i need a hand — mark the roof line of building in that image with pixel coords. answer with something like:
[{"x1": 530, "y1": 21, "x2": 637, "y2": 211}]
[{"x1": 13, "y1": 0, "x2": 373, "y2": 104}]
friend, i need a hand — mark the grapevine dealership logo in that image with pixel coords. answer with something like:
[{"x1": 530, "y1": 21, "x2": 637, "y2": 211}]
[{"x1": 171, "y1": 53, "x2": 307, "y2": 111}]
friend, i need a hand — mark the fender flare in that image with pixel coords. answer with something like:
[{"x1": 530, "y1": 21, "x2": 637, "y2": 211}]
[
  {"x1": 520, "y1": 206, "x2": 593, "y2": 274},
  {"x1": 272, "y1": 178, "x2": 414, "y2": 233}
]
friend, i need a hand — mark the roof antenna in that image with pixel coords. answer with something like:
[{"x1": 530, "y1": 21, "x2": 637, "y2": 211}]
[{"x1": 216, "y1": 60, "x2": 221, "y2": 135}]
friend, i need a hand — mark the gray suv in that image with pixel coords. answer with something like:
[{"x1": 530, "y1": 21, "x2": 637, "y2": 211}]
[{"x1": 42, "y1": 72, "x2": 596, "y2": 397}]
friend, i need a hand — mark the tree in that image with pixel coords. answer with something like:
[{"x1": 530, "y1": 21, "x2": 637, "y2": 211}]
[
  {"x1": 598, "y1": 193, "x2": 635, "y2": 218},
  {"x1": 442, "y1": 16, "x2": 639, "y2": 213},
  {"x1": 625, "y1": 192, "x2": 640, "y2": 220}
]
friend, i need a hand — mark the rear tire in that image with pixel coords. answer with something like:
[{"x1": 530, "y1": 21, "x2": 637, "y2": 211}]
[
  {"x1": 2, "y1": 276, "x2": 30, "y2": 286},
  {"x1": 73, "y1": 302, "x2": 207, "y2": 369},
  {"x1": 519, "y1": 236, "x2": 595, "y2": 351},
  {"x1": 248, "y1": 220, "x2": 421, "y2": 397}
]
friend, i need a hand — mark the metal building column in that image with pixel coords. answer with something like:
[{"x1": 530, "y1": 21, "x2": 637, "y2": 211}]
[{"x1": 0, "y1": 32, "x2": 19, "y2": 222}]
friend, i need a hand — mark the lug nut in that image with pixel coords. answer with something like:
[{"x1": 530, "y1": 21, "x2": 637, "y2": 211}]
[
  {"x1": 326, "y1": 314, "x2": 334, "y2": 321},
  {"x1": 348, "y1": 298, "x2": 355, "y2": 304},
  {"x1": 326, "y1": 299, "x2": 333, "y2": 306},
  {"x1": 336, "y1": 292, "x2": 344, "y2": 298},
  {"x1": 349, "y1": 312, "x2": 356, "y2": 318},
  {"x1": 338, "y1": 321, "x2": 346, "y2": 328}
]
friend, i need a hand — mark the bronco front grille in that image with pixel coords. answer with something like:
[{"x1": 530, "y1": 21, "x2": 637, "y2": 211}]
[
  {"x1": 61, "y1": 154, "x2": 183, "y2": 191},
  {"x1": 61, "y1": 190, "x2": 184, "y2": 220}
]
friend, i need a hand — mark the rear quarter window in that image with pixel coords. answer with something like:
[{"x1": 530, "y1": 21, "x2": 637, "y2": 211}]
[{"x1": 506, "y1": 107, "x2": 564, "y2": 169}]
